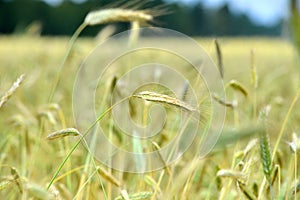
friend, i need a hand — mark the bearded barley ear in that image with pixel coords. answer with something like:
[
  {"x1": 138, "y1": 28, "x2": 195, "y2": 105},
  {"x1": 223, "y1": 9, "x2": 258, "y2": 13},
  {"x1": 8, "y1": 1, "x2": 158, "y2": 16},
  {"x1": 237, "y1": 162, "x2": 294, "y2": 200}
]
[
  {"x1": 0, "y1": 74, "x2": 25, "y2": 109},
  {"x1": 84, "y1": 8, "x2": 153, "y2": 26},
  {"x1": 46, "y1": 128, "x2": 80, "y2": 140},
  {"x1": 133, "y1": 91, "x2": 198, "y2": 112}
]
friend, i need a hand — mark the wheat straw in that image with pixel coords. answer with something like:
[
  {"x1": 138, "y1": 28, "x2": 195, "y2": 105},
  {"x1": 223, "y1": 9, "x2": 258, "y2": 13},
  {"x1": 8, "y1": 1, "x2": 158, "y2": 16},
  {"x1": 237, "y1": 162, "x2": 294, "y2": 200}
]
[
  {"x1": 84, "y1": 8, "x2": 153, "y2": 26},
  {"x1": 144, "y1": 175, "x2": 161, "y2": 193},
  {"x1": 237, "y1": 181, "x2": 256, "y2": 200},
  {"x1": 115, "y1": 191, "x2": 153, "y2": 200},
  {"x1": 250, "y1": 50, "x2": 257, "y2": 89},
  {"x1": 0, "y1": 74, "x2": 25, "y2": 109},
  {"x1": 151, "y1": 141, "x2": 171, "y2": 175},
  {"x1": 133, "y1": 91, "x2": 197, "y2": 112},
  {"x1": 243, "y1": 139, "x2": 258, "y2": 158}
]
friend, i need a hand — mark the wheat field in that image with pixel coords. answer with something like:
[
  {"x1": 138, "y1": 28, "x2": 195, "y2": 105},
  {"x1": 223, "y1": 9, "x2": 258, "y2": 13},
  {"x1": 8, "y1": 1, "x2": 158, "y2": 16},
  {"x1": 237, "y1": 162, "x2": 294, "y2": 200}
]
[{"x1": 0, "y1": 33, "x2": 299, "y2": 200}]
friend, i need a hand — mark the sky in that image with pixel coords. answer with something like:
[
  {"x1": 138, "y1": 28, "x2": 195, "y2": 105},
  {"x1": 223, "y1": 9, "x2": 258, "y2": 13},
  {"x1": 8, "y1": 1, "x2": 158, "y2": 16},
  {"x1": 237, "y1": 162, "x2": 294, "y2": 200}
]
[
  {"x1": 169, "y1": 0, "x2": 290, "y2": 26},
  {"x1": 44, "y1": 0, "x2": 291, "y2": 27}
]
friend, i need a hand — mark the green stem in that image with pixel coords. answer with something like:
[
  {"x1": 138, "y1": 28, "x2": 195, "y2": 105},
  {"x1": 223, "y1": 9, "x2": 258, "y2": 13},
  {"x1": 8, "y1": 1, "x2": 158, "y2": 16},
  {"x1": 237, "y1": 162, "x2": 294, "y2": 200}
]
[
  {"x1": 46, "y1": 96, "x2": 129, "y2": 190},
  {"x1": 48, "y1": 22, "x2": 87, "y2": 102},
  {"x1": 272, "y1": 89, "x2": 300, "y2": 161}
]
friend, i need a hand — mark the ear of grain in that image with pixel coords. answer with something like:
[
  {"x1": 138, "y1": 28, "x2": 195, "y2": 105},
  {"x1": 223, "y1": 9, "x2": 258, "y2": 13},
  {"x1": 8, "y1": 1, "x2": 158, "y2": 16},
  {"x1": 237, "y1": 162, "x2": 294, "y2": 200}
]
[
  {"x1": 10, "y1": 167, "x2": 23, "y2": 194},
  {"x1": 84, "y1": 8, "x2": 153, "y2": 26},
  {"x1": 242, "y1": 139, "x2": 258, "y2": 159},
  {"x1": 228, "y1": 80, "x2": 248, "y2": 97},
  {"x1": 133, "y1": 91, "x2": 197, "y2": 112},
  {"x1": 0, "y1": 180, "x2": 13, "y2": 192},
  {"x1": 38, "y1": 111, "x2": 57, "y2": 125},
  {"x1": 97, "y1": 166, "x2": 121, "y2": 187},
  {"x1": 110, "y1": 76, "x2": 118, "y2": 93},
  {"x1": 216, "y1": 169, "x2": 246, "y2": 182},
  {"x1": 0, "y1": 74, "x2": 25, "y2": 109},
  {"x1": 212, "y1": 93, "x2": 237, "y2": 108},
  {"x1": 258, "y1": 107, "x2": 273, "y2": 184},
  {"x1": 26, "y1": 183, "x2": 55, "y2": 200},
  {"x1": 270, "y1": 164, "x2": 279, "y2": 186},
  {"x1": 214, "y1": 39, "x2": 224, "y2": 79},
  {"x1": 46, "y1": 128, "x2": 80, "y2": 140}
]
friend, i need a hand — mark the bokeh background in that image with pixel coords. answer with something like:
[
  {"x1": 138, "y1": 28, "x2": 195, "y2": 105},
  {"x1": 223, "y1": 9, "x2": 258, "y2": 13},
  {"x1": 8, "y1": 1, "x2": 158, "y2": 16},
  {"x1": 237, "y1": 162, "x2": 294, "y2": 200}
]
[{"x1": 0, "y1": 0, "x2": 298, "y2": 37}]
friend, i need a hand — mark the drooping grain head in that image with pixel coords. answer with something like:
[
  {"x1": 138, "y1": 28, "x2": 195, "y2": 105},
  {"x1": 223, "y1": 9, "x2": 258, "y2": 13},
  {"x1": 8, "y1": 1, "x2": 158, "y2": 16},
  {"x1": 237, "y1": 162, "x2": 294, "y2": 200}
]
[
  {"x1": 84, "y1": 8, "x2": 153, "y2": 26},
  {"x1": 133, "y1": 91, "x2": 198, "y2": 112},
  {"x1": 46, "y1": 128, "x2": 81, "y2": 140},
  {"x1": 228, "y1": 80, "x2": 248, "y2": 97},
  {"x1": 0, "y1": 74, "x2": 25, "y2": 109}
]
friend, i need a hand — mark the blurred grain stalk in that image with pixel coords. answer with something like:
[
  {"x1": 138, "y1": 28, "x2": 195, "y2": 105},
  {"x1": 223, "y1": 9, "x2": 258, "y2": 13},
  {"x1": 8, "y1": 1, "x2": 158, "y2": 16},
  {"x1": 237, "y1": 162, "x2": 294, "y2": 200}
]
[{"x1": 290, "y1": 0, "x2": 300, "y2": 53}]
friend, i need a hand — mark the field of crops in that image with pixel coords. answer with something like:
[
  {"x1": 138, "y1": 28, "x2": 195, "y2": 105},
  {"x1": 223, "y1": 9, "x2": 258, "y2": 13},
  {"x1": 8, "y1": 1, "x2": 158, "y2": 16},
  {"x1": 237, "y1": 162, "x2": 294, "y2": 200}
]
[{"x1": 0, "y1": 33, "x2": 299, "y2": 200}]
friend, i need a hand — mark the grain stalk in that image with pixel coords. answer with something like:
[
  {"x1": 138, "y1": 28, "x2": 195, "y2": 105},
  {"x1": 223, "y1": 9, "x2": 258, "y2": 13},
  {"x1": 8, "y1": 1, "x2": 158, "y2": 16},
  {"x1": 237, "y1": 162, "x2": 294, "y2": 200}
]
[
  {"x1": 46, "y1": 96, "x2": 130, "y2": 192},
  {"x1": 250, "y1": 50, "x2": 257, "y2": 119},
  {"x1": 48, "y1": 7, "x2": 155, "y2": 102}
]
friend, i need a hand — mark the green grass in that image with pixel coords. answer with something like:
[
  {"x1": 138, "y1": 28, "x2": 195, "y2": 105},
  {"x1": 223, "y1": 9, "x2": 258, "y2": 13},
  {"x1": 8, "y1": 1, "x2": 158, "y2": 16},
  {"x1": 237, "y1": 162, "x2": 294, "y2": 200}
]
[{"x1": 0, "y1": 34, "x2": 300, "y2": 200}]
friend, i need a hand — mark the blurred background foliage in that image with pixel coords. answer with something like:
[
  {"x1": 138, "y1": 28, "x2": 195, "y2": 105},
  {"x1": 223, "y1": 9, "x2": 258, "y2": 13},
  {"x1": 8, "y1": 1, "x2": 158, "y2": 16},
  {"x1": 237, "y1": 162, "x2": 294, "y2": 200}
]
[
  {"x1": 0, "y1": 0, "x2": 289, "y2": 36},
  {"x1": 290, "y1": 0, "x2": 300, "y2": 52}
]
